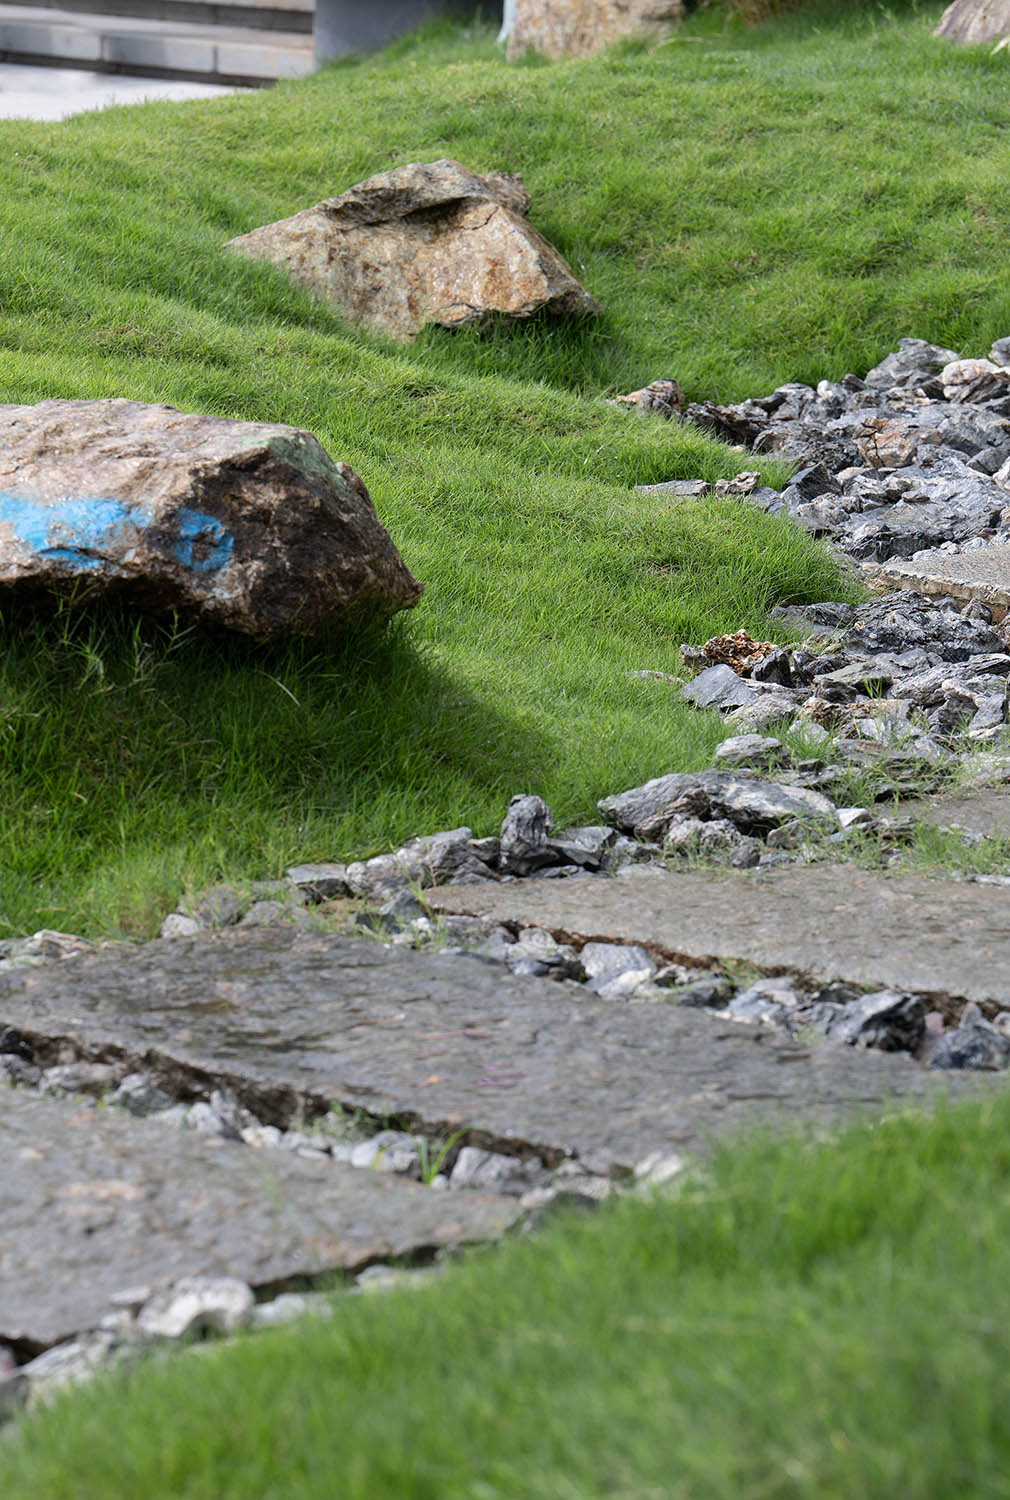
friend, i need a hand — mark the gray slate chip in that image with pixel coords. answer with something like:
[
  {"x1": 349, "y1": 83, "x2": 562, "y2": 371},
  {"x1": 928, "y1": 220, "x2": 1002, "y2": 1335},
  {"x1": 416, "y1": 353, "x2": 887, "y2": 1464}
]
[{"x1": 598, "y1": 771, "x2": 836, "y2": 837}]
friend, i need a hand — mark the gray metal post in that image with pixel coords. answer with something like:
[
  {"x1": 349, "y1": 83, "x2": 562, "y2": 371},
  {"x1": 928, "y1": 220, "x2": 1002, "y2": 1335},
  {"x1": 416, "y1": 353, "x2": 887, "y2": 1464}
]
[{"x1": 314, "y1": 0, "x2": 481, "y2": 66}]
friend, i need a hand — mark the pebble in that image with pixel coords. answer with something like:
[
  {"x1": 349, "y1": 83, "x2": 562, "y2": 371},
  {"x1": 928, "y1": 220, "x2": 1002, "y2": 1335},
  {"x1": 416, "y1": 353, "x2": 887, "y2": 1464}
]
[{"x1": 136, "y1": 1277, "x2": 255, "y2": 1341}]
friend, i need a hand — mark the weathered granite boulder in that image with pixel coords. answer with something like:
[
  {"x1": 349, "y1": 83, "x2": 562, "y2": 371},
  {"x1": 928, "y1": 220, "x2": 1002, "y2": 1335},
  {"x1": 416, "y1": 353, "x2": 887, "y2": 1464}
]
[
  {"x1": 507, "y1": 0, "x2": 683, "y2": 59},
  {"x1": 0, "y1": 399, "x2": 421, "y2": 637},
  {"x1": 934, "y1": 0, "x2": 1010, "y2": 44},
  {"x1": 225, "y1": 159, "x2": 600, "y2": 344}
]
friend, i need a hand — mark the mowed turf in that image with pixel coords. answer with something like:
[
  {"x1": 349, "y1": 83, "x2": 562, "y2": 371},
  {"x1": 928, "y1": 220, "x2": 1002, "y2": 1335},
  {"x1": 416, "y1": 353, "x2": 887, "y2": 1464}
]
[
  {"x1": 0, "y1": 0, "x2": 1005, "y2": 939},
  {"x1": 3, "y1": 9, "x2": 1010, "y2": 1496}
]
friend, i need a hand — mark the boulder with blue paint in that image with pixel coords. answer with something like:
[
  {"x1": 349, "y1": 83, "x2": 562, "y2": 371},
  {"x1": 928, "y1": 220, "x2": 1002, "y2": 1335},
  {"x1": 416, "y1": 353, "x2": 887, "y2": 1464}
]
[{"x1": 0, "y1": 398, "x2": 421, "y2": 636}]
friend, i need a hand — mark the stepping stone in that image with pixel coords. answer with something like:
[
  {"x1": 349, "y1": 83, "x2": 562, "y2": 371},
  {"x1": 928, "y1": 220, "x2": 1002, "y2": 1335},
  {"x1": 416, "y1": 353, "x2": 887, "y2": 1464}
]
[
  {"x1": 903, "y1": 790, "x2": 1010, "y2": 841},
  {"x1": 427, "y1": 863, "x2": 1010, "y2": 1014},
  {"x1": 875, "y1": 543, "x2": 1010, "y2": 620},
  {"x1": 0, "y1": 931, "x2": 986, "y2": 1194},
  {"x1": 0, "y1": 1090, "x2": 518, "y2": 1352}
]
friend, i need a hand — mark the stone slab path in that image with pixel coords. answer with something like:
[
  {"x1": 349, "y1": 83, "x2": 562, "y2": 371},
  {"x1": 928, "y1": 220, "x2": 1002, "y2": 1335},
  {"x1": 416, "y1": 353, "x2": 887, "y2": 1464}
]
[
  {"x1": 905, "y1": 791, "x2": 1010, "y2": 841},
  {"x1": 428, "y1": 863, "x2": 1010, "y2": 1013},
  {"x1": 1, "y1": 1089, "x2": 518, "y2": 1351},
  {"x1": 0, "y1": 929, "x2": 982, "y2": 1192},
  {"x1": 6, "y1": 928, "x2": 988, "y2": 1352},
  {"x1": 878, "y1": 543, "x2": 1010, "y2": 619}
]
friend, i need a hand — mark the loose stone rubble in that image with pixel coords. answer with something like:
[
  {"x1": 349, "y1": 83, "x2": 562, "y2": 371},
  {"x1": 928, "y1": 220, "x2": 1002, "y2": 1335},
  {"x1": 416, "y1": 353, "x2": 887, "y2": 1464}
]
[
  {"x1": 0, "y1": 399, "x2": 421, "y2": 637},
  {"x1": 673, "y1": 338, "x2": 1010, "y2": 573},
  {"x1": 226, "y1": 159, "x2": 600, "y2": 343}
]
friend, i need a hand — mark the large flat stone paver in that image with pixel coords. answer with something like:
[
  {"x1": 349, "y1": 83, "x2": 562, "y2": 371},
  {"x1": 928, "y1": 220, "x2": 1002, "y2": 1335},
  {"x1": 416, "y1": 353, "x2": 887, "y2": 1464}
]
[
  {"x1": 876, "y1": 543, "x2": 1010, "y2": 619},
  {"x1": 0, "y1": 930, "x2": 985, "y2": 1182},
  {"x1": 0, "y1": 1089, "x2": 518, "y2": 1350},
  {"x1": 427, "y1": 864, "x2": 1010, "y2": 1010},
  {"x1": 904, "y1": 791, "x2": 1010, "y2": 841}
]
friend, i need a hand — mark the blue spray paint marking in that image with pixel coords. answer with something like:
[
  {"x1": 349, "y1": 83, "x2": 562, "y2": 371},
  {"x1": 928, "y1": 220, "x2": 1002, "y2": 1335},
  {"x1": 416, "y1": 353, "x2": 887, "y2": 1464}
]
[
  {"x1": 0, "y1": 493, "x2": 234, "y2": 577},
  {"x1": 0, "y1": 492, "x2": 146, "y2": 570},
  {"x1": 173, "y1": 509, "x2": 234, "y2": 574}
]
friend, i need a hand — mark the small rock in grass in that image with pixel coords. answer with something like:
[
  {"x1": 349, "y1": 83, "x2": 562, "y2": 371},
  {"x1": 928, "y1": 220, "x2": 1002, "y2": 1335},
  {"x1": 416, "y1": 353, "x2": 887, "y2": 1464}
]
[
  {"x1": 766, "y1": 819, "x2": 805, "y2": 849},
  {"x1": 449, "y1": 1146, "x2": 540, "y2": 1194},
  {"x1": 681, "y1": 664, "x2": 759, "y2": 711},
  {"x1": 726, "y1": 977, "x2": 806, "y2": 1029},
  {"x1": 111, "y1": 1072, "x2": 174, "y2": 1116},
  {"x1": 185, "y1": 1101, "x2": 241, "y2": 1140},
  {"x1": 21, "y1": 1332, "x2": 118, "y2": 1393},
  {"x1": 0, "y1": 1368, "x2": 28, "y2": 1422},
  {"x1": 836, "y1": 807, "x2": 872, "y2": 830},
  {"x1": 160, "y1": 912, "x2": 202, "y2": 939},
  {"x1": 667, "y1": 975, "x2": 736, "y2": 1008},
  {"x1": 39, "y1": 1061, "x2": 122, "y2": 1097},
  {"x1": 714, "y1": 735, "x2": 789, "y2": 771},
  {"x1": 579, "y1": 942, "x2": 656, "y2": 998},
  {"x1": 499, "y1": 795, "x2": 555, "y2": 875},
  {"x1": 633, "y1": 1150, "x2": 685, "y2": 1187},
  {"x1": 285, "y1": 862, "x2": 352, "y2": 900}
]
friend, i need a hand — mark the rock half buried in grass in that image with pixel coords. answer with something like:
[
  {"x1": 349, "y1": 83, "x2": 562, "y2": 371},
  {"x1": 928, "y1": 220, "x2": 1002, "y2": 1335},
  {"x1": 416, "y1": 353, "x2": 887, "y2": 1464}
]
[
  {"x1": 934, "y1": 0, "x2": 1010, "y2": 45},
  {"x1": 0, "y1": 399, "x2": 421, "y2": 637},
  {"x1": 507, "y1": 0, "x2": 684, "y2": 59},
  {"x1": 225, "y1": 158, "x2": 601, "y2": 343}
]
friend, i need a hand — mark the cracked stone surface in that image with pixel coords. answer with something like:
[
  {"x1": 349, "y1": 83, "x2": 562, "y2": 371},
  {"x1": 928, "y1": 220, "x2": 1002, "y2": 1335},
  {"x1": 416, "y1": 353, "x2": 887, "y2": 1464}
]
[
  {"x1": 877, "y1": 545, "x2": 1010, "y2": 618},
  {"x1": 0, "y1": 1089, "x2": 519, "y2": 1351},
  {"x1": 0, "y1": 929, "x2": 985, "y2": 1190},
  {"x1": 427, "y1": 864, "x2": 1010, "y2": 1012}
]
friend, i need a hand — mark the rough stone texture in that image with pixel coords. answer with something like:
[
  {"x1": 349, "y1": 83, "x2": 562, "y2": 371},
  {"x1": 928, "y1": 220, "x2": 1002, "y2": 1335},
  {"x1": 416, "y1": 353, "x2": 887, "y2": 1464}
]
[
  {"x1": 507, "y1": 0, "x2": 683, "y2": 59},
  {"x1": 876, "y1": 544, "x2": 1010, "y2": 620},
  {"x1": 0, "y1": 399, "x2": 420, "y2": 637},
  {"x1": 598, "y1": 771, "x2": 837, "y2": 838},
  {"x1": 226, "y1": 159, "x2": 600, "y2": 343},
  {"x1": 903, "y1": 791, "x2": 1010, "y2": 839},
  {"x1": 428, "y1": 863, "x2": 1010, "y2": 1014},
  {"x1": 934, "y1": 0, "x2": 1010, "y2": 44},
  {"x1": 0, "y1": 1089, "x2": 518, "y2": 1351},
  {"x1": 0, "y1": 929, "x2": 983, "y2": 1192}
]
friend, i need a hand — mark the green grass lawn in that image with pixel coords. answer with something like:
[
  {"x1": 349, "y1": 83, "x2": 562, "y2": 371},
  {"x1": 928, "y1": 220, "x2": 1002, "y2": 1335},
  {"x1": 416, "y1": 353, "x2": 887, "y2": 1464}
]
[
  {"x1": 3, "y1": 0, "x2": 1009, "y2": 935},
  {"x1": 3, "y1": 4, "x2": 1010, "y2": 1492},
  {"x1": 6, "y1": 1091, "x2": 1010, "y2": 1499}
]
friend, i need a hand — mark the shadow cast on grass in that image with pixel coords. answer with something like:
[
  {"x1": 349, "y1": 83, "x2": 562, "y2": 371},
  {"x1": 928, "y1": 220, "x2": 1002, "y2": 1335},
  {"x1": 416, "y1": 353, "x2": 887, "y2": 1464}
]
[{"x1": 0, "y1": 602, "x2": 546, "y2": 934}]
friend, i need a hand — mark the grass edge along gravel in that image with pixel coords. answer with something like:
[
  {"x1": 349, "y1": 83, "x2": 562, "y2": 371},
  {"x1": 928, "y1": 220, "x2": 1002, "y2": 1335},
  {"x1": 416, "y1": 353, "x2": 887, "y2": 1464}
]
[{"x1": 4, "y1": 1087, "x2": 1010, "y2": 1498}]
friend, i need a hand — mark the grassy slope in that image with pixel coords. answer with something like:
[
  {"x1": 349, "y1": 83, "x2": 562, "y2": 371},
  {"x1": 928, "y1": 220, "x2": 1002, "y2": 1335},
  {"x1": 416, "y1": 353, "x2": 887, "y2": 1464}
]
[
  {"x1": 3, "y1": 8, "x2": 1010, "y2": 1494},
  {"x1": 6, "y1": 1091, "x2": 1010, "y2": 1499},
  {"x1": 1, "y1": 3, "x2": 1009, "y2": 933}
]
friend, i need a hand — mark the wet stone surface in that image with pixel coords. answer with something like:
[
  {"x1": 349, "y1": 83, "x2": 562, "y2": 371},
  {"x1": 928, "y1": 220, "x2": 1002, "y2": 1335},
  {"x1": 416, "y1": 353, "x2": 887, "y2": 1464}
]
[
  {"x1": 0, "y1": 929, "x2": 986, "y2": 1199},
  {"x1": 0, "y1": 1088, "x2": 519, "y2": 1352},
  {"x1": 427, "y1": 863, "x2": 1010, "y2": 1015}
]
